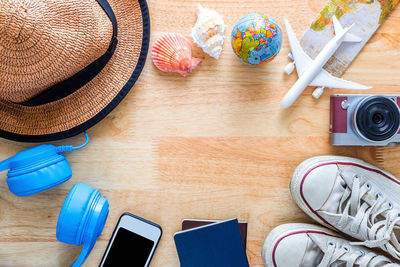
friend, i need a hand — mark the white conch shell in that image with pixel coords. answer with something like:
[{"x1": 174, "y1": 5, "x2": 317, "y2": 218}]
[{"x1": 191, "y1": 4, "x2": 225, "y2": 59}]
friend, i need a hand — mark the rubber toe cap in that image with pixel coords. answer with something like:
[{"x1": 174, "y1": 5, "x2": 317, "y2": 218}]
[
  {"x1": 302, "y1": 164, "x2": 338, "y2": 211},
  {"x1": 274, "y1": 233, "x2": 309, "y2": 266}
]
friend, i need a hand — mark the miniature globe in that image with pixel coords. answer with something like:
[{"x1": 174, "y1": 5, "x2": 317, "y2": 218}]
[{"x1": 231, "y1": 13, "x2": 282, "y2": 65}]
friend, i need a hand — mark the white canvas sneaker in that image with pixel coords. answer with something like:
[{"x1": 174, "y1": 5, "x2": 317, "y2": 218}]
[
  {"x1": 290, "y1": 156, "x2": 400, "y2": 260},
  {"x1": 262, "y1": 223, "x2": 398, "y2": 267}
]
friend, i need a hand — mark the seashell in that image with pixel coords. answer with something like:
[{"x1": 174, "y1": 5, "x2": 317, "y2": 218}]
[
  {"x1": 191, "y1": 4, "x2": 225, "y2": 59},
  {"x1": 152, "y1": 33, "x2": 202, "y2": 77}
]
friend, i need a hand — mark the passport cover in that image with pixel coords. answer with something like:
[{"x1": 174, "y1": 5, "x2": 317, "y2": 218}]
[
  {"x1": 174, "y1": 218, "x2": 249, "y2": 267},
  {"x1": 181, "y1": 219, "x2": 248, "y2": 249}
]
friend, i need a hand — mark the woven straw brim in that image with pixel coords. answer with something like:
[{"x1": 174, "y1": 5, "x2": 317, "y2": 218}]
[{"x1": 0, "y1": 0, "x2": 150, "y2": 142}]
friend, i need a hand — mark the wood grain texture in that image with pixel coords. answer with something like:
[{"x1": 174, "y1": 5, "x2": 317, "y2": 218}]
[{"x1": 1, "y1": 0, "x2": 400, "y2": 266}]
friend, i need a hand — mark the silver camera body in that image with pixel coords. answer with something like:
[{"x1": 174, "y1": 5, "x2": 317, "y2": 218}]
[{"x1": 330, "y1": 94, "x2": 400, "y2": 146}]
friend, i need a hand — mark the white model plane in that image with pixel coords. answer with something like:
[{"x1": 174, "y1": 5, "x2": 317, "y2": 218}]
[{"x1": 281, "y1": 16, "x2": 371, "y2": 109}]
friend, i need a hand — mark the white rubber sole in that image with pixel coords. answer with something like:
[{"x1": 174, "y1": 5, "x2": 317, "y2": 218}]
[
  {"x1": 262, "y1": 223, "x2": 339, "y2": 267},
  {"x1": 289, "y1": 155, "x2": 393, "y2": 231}
]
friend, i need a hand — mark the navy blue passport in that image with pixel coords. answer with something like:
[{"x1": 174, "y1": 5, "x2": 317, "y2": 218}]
[{"x1": 174, "y1": 218, "x2": 249, "y2": 267}]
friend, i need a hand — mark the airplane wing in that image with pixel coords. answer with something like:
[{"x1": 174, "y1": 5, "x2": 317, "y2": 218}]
[
  {"x1": 284, "y1": 16, "x2": 312, "y2": 76},
  {"x1": 310, "y1": 68, "x2": 371, "y2": 90}
]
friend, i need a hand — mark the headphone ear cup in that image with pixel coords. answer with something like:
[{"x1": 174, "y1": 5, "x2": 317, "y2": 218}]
[
  {"x1": 56, "y1": 183, "x2": 109, "y2": 267},
  {"x1": 56, "y1": 183, "x2": 92, "y2": 245},
  {"x1": 56, "y1": 183, "x2": 109, "y2": 245},
  {"x1": 6, "y1": 155, "x2": 72, "y2": 197}
]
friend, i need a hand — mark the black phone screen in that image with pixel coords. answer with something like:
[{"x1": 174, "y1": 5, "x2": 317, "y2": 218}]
[{"x1": 102, "y1": 227, "x2": 155, "y2": 266}]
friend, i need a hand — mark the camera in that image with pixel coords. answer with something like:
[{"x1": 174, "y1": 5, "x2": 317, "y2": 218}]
[{"x1": 330, "y1": 94, "x2": 400, "y2": 146}]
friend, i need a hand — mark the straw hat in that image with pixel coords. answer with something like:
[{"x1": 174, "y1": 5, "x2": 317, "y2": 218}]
[{"x1": 0, "y1": 0, "x2": 150, "y2": 142}]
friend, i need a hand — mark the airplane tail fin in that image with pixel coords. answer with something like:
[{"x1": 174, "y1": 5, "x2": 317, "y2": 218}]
[
  {"x1": 332, "y1": 16, "x2": 362, "y2": 43},
  {"x1": 332, "y1": 16, "x2": 345, "y2": 35}
]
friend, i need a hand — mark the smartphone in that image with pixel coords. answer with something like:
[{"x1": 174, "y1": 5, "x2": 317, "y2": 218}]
[{"x1": 99, "y1": 213, "x2": 162, "y2": 267}]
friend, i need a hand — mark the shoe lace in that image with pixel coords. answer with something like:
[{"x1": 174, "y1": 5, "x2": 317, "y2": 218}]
[
  {"x1": 336, "y1": 170, "x2": 400, "y2": 258},
  {"x1": 318, "y1": 242, "x2": 397, "y2": 267}
]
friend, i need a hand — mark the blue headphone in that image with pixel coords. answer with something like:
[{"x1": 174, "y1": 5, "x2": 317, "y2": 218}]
[
  {"x1": 0, "y1": 133, "x2": 109, "y2": 267},
  {"x1": 57, "y1": 183, "x2": 109, "y2": 267}
]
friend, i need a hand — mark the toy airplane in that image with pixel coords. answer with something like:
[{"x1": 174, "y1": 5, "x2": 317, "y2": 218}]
[{"x1": 281, "y1": 16, "x2": 371, "y2": 109}]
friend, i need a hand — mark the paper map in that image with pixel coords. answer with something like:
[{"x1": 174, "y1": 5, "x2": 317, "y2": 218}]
[{"x1": 299, "y1": 0, "x2": 399, "y2": 77}]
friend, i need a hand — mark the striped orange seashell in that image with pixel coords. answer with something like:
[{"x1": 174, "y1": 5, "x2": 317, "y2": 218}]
[{"x1": 152, "y1": 33, "x2": 202, "y2": 77}]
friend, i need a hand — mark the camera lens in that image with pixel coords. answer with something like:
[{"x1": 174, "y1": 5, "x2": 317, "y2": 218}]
[
  {"x1": 372, "y1": 113, "x2": 384, "y2": 124},
  {"x1": 355, "y1": 96, "x2": 400, "y2": 142}
]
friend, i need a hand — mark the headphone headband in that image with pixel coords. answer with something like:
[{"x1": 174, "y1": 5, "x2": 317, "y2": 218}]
[{"x1": 0, "y1": 157, "x2": 12, "y2": 172}]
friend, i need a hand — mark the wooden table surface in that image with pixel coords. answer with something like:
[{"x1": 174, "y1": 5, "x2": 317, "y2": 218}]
[{"x1": 1, "y1": 0, "x2": 400, "y2": 266}]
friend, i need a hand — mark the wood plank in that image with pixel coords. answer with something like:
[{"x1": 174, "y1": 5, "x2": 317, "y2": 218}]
[{"x1": 1, "y1": 0, "x2": 400, "y2": 266}]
